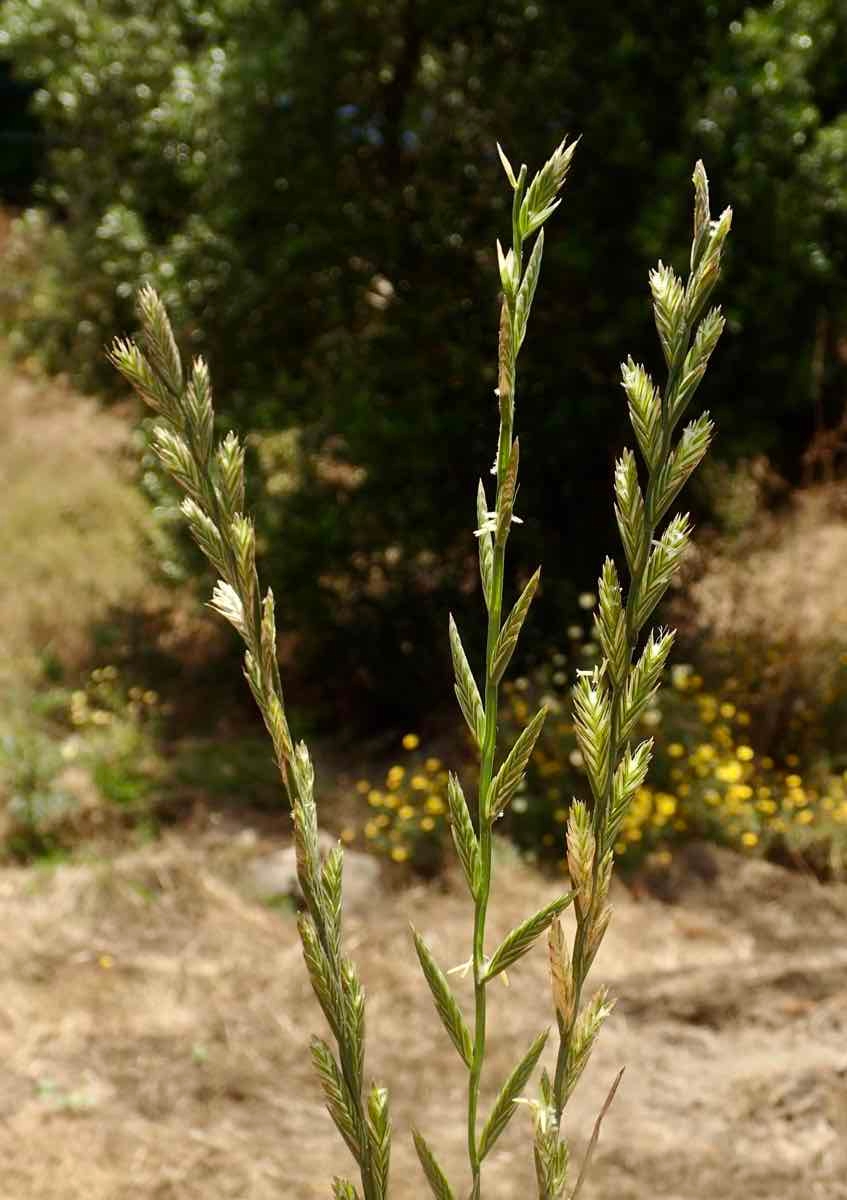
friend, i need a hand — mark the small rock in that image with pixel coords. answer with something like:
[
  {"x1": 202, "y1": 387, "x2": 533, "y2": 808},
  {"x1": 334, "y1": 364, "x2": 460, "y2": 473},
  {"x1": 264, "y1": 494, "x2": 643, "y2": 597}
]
[{"x1": 246, "y1": 833, "x2": 380, "y2": 913}]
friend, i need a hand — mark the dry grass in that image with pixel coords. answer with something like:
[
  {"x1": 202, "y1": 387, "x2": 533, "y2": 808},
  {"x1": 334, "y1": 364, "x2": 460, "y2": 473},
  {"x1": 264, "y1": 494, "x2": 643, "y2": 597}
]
[
  {"x1": 1, "y1": 830, "x2": 846, "y2": 1198},
  {"x1": 0, "y1": 362, "x2": 156, "y2": 678},
  {"x1": 682, "y1": 481, "x2": 847, "y2": 649}
]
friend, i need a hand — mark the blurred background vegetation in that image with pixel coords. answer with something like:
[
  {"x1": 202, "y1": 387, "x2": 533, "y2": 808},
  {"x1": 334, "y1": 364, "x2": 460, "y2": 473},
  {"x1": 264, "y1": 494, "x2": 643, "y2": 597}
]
[{"x1": 1, "y1": 0, "x2": 846, "y2": 877}]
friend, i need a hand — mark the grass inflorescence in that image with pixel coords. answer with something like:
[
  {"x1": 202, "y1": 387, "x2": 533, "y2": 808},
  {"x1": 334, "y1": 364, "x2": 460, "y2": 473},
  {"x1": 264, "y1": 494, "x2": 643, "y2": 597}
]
[{"x1": 111, "y1": 140, "x2": 731, "y2": 1198}]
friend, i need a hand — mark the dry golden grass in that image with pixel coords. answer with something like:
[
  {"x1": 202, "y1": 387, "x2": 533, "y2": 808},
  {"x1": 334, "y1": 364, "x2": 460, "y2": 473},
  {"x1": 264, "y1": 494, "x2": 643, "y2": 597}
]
[
  {"x1": 0, "y1": 362, "x2": 155, "y2": 678},
  {"x1": 683, "y1": 481, "x2": 847, "y2": 649},
  {"x1": 1, "y1": 830, "x2": 846, "y2": 1199}
]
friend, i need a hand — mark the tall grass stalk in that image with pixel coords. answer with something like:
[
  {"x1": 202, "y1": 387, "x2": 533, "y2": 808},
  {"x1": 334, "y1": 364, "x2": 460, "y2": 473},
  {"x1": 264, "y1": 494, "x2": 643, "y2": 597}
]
[{"x1": 110, "y1": 141, "x2": 730, "y2": 1199}]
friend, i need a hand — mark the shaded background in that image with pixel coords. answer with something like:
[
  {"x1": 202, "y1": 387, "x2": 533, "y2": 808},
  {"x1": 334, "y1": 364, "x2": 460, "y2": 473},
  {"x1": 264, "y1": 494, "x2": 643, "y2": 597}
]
[{"x1": 1, "y1": 0, "x2": 846, "y2": 724}]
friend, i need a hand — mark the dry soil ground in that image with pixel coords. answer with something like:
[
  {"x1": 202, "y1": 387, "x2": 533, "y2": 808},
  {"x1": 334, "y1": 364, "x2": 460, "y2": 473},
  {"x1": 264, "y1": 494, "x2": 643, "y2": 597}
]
[{"x1": 1, "y1": 830, "x2": 846, "y2": 1200}]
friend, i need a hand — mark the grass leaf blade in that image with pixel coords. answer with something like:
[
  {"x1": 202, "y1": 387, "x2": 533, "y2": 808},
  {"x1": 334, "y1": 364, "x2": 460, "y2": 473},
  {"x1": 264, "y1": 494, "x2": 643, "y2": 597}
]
[
  {"x1": 332, "y1": 1179, "x2": 360, "y2": 1200},
  {"x1": 484, "y1": 892, "x2": 574, "y2": 982},
  {"x1": 412, "y1": 1130, "x2": 456, "y2": 1200},
  {"x1": 449, "y1": 614, "x2": 485, "y2": 749},
  {"x1": 514, "y1": 229, "x2": 544, "y2": 352},
  {"x1": 447, "y1": 773, "x2": 480, "y2": 897},
  {"x1": 412, "y1": 929, "x2": 474, "y2": 1068},
  {"x1": 490, "y1": 567, "x2": 541, "y2": 684},
  {"x1": 366, "y1": 1084, "x2": 391, "y2": 1198},
  {"x1": 476, "y1": 480, "x2": 494, "y2": 610},
  {"x1": 310, "y1": 1037, "x2": 364, "y2": 1164},
  {"x1": 478, "y1": 1029, "x2": 549, "y2": 1160},
  {"x1": 487, "y1": 706, "x2": 547, "y2": 820}
]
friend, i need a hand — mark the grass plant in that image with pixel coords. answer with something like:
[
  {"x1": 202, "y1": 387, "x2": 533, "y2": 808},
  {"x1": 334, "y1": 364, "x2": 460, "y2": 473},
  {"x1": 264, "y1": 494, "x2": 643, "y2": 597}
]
[{"x1": 110, "y1": 140, "x2": 731, "y2": 1198}]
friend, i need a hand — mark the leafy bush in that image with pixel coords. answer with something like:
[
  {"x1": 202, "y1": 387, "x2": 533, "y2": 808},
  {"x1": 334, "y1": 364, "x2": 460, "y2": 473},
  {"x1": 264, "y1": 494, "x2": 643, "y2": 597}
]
[
  {"x1": 361, "y1": 615, "x2": 847, "y2": 881},
  {"x1": 496, "y1": 626, "x2": 847, "y2": 876}
]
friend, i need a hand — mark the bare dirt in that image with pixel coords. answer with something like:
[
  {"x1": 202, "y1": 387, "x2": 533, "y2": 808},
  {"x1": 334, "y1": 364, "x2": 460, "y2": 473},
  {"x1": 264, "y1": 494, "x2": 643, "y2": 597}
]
[{"x1": 1, "y1": 830, "x2": 845, "y2": 1200}]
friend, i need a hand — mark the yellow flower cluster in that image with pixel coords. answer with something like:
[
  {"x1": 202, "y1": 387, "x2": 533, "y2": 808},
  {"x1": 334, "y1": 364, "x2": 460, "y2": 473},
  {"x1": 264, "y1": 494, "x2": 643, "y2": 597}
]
[
  {"x1": 647, "y1": 682, "x2": 847, "y2": 863},
  {"x1": 70, "y1": 666, "x2": 160, "y2": 730},
  {"x1": 498, "y1": 625, "x2": 847, "y2": 873},
  {"x1": 348, "y1": 736, "x2": 450, "y2": 871},
  {"x1": 349, "y1": 629, "x2": 847, "y2": 877}
]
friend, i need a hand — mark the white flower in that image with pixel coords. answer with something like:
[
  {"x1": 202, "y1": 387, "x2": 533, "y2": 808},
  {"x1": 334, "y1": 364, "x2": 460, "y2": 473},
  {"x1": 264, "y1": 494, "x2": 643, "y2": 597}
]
[
  {"x1": 208, "y1": 580, "x2": 245, "y2": 635},
  {"x1": 474, "y1": 510, "x2": 498, "y2": 538},
  {"x1": 474, "y1": 508, "x2": 523, "y2": 539}
]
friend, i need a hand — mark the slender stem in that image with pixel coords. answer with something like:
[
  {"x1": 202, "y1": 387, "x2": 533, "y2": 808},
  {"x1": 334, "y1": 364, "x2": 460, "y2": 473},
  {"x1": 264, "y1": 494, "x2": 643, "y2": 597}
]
[{"x1": 468, "y1": 296, "x2": 517, "y2": 1192}]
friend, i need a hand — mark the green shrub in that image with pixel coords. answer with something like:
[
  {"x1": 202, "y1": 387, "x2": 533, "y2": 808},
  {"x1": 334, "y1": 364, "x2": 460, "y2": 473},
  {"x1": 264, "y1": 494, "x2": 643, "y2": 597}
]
[
  {"x1": 350, "y1": 599, "x2": 847, "y2": 880},
  {"x1": 0, "y1": 667, "x2": 163, "y2": 858},
  {"x1": 487, "y1": 626, "x2": 847, "y2": 877}
]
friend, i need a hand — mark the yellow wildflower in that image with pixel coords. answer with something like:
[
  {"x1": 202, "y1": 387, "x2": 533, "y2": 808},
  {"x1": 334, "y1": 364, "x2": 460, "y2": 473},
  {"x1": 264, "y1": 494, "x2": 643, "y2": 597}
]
[
  {"x1": 728, "y1": 783, "x2": 753, "y2": 801},
  {"x1": 715, "y1": 760, "x2": 742, "y2": 783}
]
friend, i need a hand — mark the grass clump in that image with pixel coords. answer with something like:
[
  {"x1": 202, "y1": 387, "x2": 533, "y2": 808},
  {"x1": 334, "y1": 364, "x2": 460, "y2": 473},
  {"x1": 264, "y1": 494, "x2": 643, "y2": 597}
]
[
  {"x1": 0, "y1": 666, "x2": 163, "y2": 859},
  {"x1": 111, "y1": 140, "x2": 730, "y2": 1198}
]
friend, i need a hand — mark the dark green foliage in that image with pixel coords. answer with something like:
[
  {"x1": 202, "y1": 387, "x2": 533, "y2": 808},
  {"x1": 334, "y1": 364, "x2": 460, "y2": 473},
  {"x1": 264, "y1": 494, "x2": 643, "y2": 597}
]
[
  {"x1": 0, "y1": 59, "x2": 42, "y2": 201},
  {"x1": 1, "y1": 0, "x2": 845, "y2": 720},
  {"x1": 699, "y1": 0, "x2": 847, "y2": 461}
]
